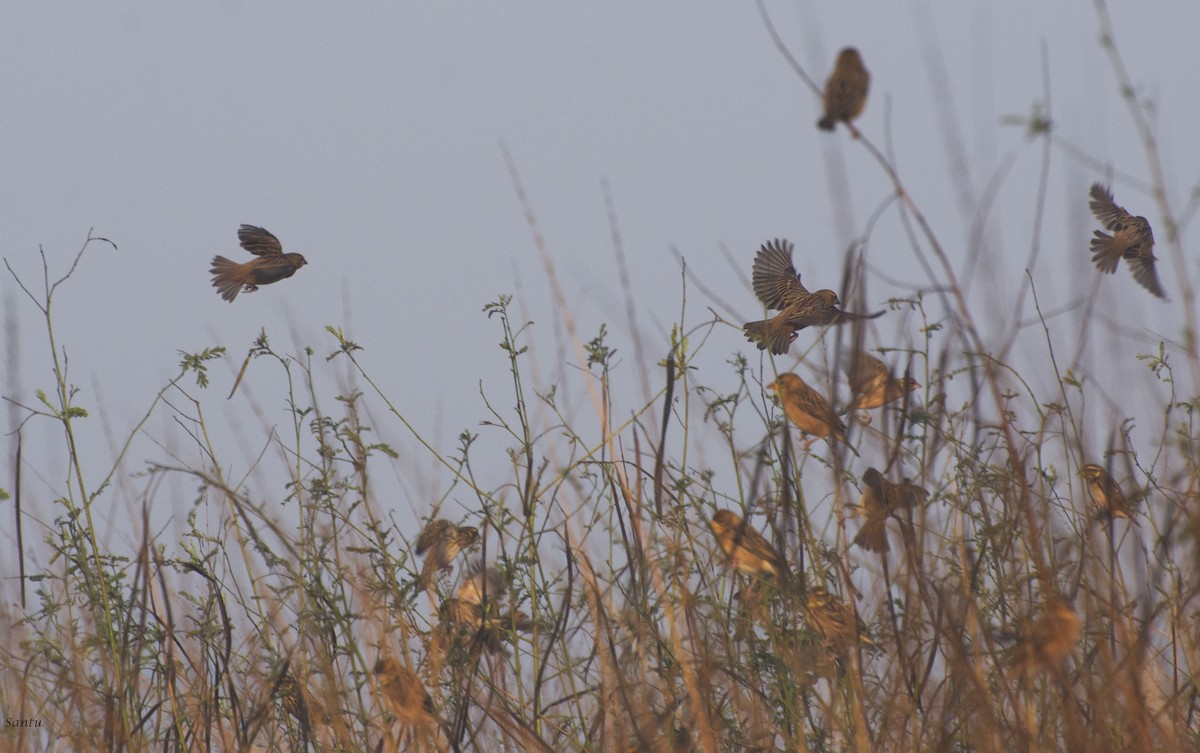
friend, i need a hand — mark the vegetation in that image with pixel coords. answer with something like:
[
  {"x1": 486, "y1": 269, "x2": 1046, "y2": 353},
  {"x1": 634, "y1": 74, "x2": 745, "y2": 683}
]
[{"x1": 2, "y1": 6, "x2": 1198, "y2": 752}]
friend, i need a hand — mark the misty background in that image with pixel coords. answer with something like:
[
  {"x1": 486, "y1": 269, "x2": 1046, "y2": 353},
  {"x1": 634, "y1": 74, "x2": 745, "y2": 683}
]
[{"x1": 2, "y1": 2, "x2": 1196, "y2": 585}]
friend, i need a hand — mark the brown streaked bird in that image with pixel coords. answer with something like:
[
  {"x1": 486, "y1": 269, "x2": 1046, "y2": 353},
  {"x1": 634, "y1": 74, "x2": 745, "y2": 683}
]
[
  {"x1": 845, "y1": 352, "x2": 919, "y2": 411},
  {"x1": 1080, "y1": 464, "x2": 1137, "y2": 521},
  {"x1": 372, "y1": 657, "x2": 435, "y2": 730},
  {"x1": 742, "y1": 239, "x2": 884, "y2": 355},
  {"x1": 818, "y1": 47, "x2": 870, "y2": 132},
  {"x1": 769, "y1": 372, "x2": 856, "y2": 454},
  {"x1": 210, "y1": 225, "x2": 308, "y2": 301},
  {"x1": 456, "y1": 559, "x2": 507, "y2": 606},
  {"x1": 1088, "y1": 183, "x2": 1165, "y2": 299},
  {"x1": 805, "y1": 586, "x2": 874, "y2": 652},
  {"x1": 436, "y1": 597, "x2": 534, "y2": 657},
  {"x1": 1010, "y1": 596, "x2": 1080, "y2": 677},
  {"x1": 708, "y1": 510, "x2": 788, "y2": 577},
  {"x1": 436, "y1": 560, "x2": 533, "y2": 657},
  {"x1": 853, "y1": 468, "x2": 928, "y2": 553},
  {"x1": 415, "y1": 519, "x2": 479, "y2": 585},
  {"x1": 275, "y1": 668, "x2": 325, "y2": 728}
]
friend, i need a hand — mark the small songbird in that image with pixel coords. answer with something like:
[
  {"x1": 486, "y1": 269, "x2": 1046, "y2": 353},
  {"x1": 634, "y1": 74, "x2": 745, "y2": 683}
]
[
  {"x1": 818, "y1": 48, "x2": 870, "y2": 132},
  {"x1": 274, "y1": 667, "x2": 325, "y2": 728},
  {"x1": 1010, "y1": 596, "x2": 1080, "y2": 677},
  {"x1": 456, "y1": 559, "x2": 507, "y2": 606},
  {"x1": 372, "y1": 657, "x2": 435, "y2": 730},
  {"x1": 742, "y1": 239, "x2": 883, "y2": 355},
  {"x1": 853, "y1": 468, "x2": 929, "y2": 553},
  {"x1": 1087, "y1": 183, "x2": 1165, "y2": 299},
  {"x1": 435, "y1": 560, "x2": 533, "y2": 657},
  {"x1": 210, "y1": 225, "x2": 308, "y2": 301},
  {"x1": 415, "y1": 520, "x2": 480, "y2": 585},
  {"x1": 769, "y1": 372, "x2": 855, "y2": 454},
  {"x1": 708, "y1": 510, "x2": 788, "y2": 577},
  {"x1": 845, "y1": 352, "x2": 919, "y2": 411},
  {"x1": 1080, "y1": 464, "x2": 1137, "y2": 521},
  {"x1": 805, "y1": 585, "x2": 873, "y2": 652}
]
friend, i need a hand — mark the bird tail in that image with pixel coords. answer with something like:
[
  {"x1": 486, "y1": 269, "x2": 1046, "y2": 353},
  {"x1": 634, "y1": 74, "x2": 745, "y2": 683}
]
[
  {"x1": 853, "y1": 518, "x2": 889, "y2": 553},
  {"x1": 743, "y1": 319, "x2": 795, "y2": 355},
  {"x1": 210, "y1": 256, "x2": 244, "y2": 301},
  {"x1": 817, "y1": 116, "x2": 836, "y2": 131},
  {"x1": 832, "y1": 419, "x2": 859, "y2": 456},
  {"x1": 1089, "y1": 232, "x2": 1123, "y2": 274}
]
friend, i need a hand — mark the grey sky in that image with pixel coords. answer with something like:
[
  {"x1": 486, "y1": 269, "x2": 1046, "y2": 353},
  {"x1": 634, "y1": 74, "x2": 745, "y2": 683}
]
[{"x1": 2, "y1": 2, "x2": 1196, "y2": 570}]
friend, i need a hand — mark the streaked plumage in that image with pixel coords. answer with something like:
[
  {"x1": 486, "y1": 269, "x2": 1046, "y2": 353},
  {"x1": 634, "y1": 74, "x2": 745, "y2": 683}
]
[
  {"x1": 457, "y1": 559, "x2": 507, "y2": 606},
  {"x1": 846, "y1": 352, "x2": 919, "y2": 411},
  {"x1": 853, "y1": 468, "x2": 929, "y2": 553},
  {"x1": 1080, "y1": 463, "x2": 1137, "y2": 521},
  {"x1": 708, "y1": 510, "x2": 787, "y2": 577},
  {"x1": 770, "y1": 372, "x2": 855, "y2": 453},
  {"x1": 275, "y1": 669, "x2": 325, "y2": 727},
  {"x1": 415, "y1": 519, "x2": 479, "y2": 584},
  {"x1": 1011, "y1": 597, "x2": 1080, "y2": 676},
  {"x1": 373, "y1": 657, "x2": 434, "y2": 729},
  {"x1": 806, "y1": 586, "x2": 873, "y2": 652},
  {"x1": 818, "y1": 48, "x2": 870, "y2": 132},
  {"x1": 742, "y1": 239, "x2": 883, "y2": 355},
  {"x1": 210, "y1": 225, "x2": 308, "y2": 301},
  {"x1": 1087, "y1": 183, "x2": 1164, "y2": 299},
  {"x1": 436, "y1": 561, "x2": 533, "y2": 657}
]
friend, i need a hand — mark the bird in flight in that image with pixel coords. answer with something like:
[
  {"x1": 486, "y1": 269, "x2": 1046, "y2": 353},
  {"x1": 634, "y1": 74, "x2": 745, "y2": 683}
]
[
  {"x1": 742, "y1": 239, "x2": 883, "y2": 355},
  {"x1": 210, "y1": 224, "x2": 308, "y2": 301},
  {"x1": 853, "y1": 467, "x2": 929, "y2": 553},
  {"x1": 1087, "y1": 183, "x2": 1164, "y2": 299}
]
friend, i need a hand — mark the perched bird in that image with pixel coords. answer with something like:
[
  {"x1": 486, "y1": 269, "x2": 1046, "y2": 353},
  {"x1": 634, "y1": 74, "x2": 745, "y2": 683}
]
[
  {"x1": 210, "y1": 225, "x2": 308, "y2": 302},
  {"x1": 372, "y1": 657, "x2": 435, "y2": 730},
  {"x1": 435, "y1": 561, "x2": 533, "y2": 657},
  {"x1": 274, "y1": 667, "x2": 325, "y2": 728},
  {"x1": 853, "y1": 467, "x2": 929, "y2": 553},
  {"x1": 805, "y1": 586, "x2": 873, "y2": 652},
  {"x1": 769, "y1": 372, "x2": 856, "y2": 454},
  {"x1": 845, "y1": 352, "x2": 919, "y2": 411},
  {"x1": 1080, "y1": 464, "x2": 1137, "y2": 521},
  {"x1": 414, "y1": 519, "x2": 479, "y2": 585},
  {"x1": 1010, "y1": 596, "x2": 1080, "y2": 677},
  {"x1": 708, "y1": 510, "x2": 788, "y2": 577},
  {"x1": 818, "y1": 48, "x2": 870, "y2": 132},
  {"x1": 456, "y1": 559, "x2": 506, "y2": 605},
  {"x1": 1087, "y1": 183, "x2": 1165, "y2": 299},
  {"x1": 742, "y1": 239, "x2": 883, "y2": 355}
]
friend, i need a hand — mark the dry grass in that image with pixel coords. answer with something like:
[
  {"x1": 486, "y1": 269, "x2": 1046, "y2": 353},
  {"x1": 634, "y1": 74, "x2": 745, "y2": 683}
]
[{"x1": 3, "y1": 9, "x2": 1200, "y2": 753}]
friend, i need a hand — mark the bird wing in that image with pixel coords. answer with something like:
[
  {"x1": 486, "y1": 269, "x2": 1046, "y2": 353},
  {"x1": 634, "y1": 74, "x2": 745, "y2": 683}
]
[
  {"x1": 864, "y1": 467, "x2": 892, "y2": 508},
  {"x1": 899, "y1": 480, "x2": 930, "y2": 509},
  {"x1": 1088, "y1": 184, "x2": 1134, "y2": 231},
  {"x1": 1128, "y1": 256, "x2": 1166, "y2": 299},
  {"x1": 793, "y1": 381, "x2": 843, "y2": 429},
  {"x1": 415, "y1": 520, "x2": 449, "y2": 555},
  {"x1": 238, "y1": 225, "x2": 285, "y2": 257},
  {"x1": 734, "y1": 525, "x2": 786, "y2": 573},
  {"x1": 847, "y1": 353, "x2": 889, "y2": 393},
  {"x1": 861, "y1": 468, "x2": 888, "y2": 515},
  {"x1": 752, "y1": 239, "x2": 808, "y2": 310}
]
